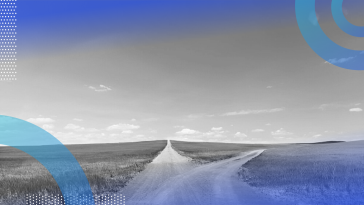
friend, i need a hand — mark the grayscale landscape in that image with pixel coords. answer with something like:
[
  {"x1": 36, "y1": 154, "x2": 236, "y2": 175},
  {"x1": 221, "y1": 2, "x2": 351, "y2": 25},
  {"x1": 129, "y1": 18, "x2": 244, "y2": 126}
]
[
  {"x1": 1, "y1": 140, "x2": 364, "y2": 205},
  {"x1": 2, "y1": 2, "x2": 364, "y2": 204}
]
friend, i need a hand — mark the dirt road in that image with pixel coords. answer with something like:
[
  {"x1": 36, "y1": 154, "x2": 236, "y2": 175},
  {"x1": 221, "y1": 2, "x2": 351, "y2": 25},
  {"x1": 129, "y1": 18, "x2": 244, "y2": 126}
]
[{"x1": 122, "y1": 140, "x2": 285, "y2": 205}]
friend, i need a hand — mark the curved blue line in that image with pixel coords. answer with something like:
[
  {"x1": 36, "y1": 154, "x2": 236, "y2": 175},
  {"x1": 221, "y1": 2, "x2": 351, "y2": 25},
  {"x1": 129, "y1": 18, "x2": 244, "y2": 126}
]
[
  {"x1": 332, "y1": 0, "x2": 364, "y2": 37},
  {"x1": 0, "y1": 115, "x2": 95, "y2": 205},
  {"x1": 295, "y1": 0, "x2": 364, "y2": 70}
]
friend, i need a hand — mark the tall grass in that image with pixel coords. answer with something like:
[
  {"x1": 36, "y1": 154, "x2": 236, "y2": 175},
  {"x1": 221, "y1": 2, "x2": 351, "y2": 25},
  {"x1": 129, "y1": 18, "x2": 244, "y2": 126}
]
[
  {"x1": 0, "y1": 140, "x2": 167, "y2": 205},
  {"x1": 239, "y1": 141, "x2": 364, "y2": 205}
]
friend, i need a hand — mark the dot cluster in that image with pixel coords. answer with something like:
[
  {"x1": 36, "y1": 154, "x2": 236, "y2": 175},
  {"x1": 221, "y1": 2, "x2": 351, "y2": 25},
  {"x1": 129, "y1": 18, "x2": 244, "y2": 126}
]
[
  {"x1": 0, "y1": 0, "x2": 16, "y2": 81},
  {"x1": 26, "y1": 194, "x2": 126, "y2": 205}
]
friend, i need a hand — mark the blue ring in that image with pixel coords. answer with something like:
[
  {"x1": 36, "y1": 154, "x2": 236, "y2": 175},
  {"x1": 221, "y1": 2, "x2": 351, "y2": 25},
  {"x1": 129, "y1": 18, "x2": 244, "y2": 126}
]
[
  {"x1": 0, "y1": 115, "x2": 95, "y2": 205},
  {"x1": 295, "y1": 0, "x2": 364, "y2": 70},
  {"x1": 332, "y1": 0, "x2": 364, "y2": 37}
]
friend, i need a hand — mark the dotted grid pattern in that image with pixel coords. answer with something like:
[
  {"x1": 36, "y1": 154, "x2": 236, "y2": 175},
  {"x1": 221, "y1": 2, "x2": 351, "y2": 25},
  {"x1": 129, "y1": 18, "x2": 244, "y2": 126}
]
[
  {"x1": 0, "y1": 0, "x2": 16, "y2": 81},
  {"x1": 26, "y1": 194, "x2": 126, "y2": 205}
]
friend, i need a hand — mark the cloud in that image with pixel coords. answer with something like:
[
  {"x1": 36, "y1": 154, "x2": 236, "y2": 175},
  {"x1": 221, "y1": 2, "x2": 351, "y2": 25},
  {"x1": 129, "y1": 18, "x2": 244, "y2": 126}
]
[
  {"x1": 319, "y1": 102, "x2": 361, "y2": 110},
  {"x1": 73, "y1": 118, "x2": 83, "y2": 122},
  {"x1": 222, "y1": 108, "x2": 284, "y2": 116},
  {"x1": 88, "y1": 85, "x2": 112, "y2": 92},
  {"x1": 343, "y1": 8, "x2": 349, "y2": 15},
  {"x1": 325, "y1": 56, "x2": 355, "y2": 64},
  {"x1": 266, "y1": 86, "x2": 273, "y2": 89},
  {"x1": 122, "y1": 130, "x2": 133, "y2": 134},
  {"x1": 106, "y1": 123, "x2": 140, "y2": 131},
  {"x1": 85, "y1": 128, "x2": 100, "y2": 132},
  {"x1": 251, "y1": 129, "x2": 264, "y2": 133},
  {"x1": 235, "y1": 132, "x2": 247, "y2": 137},
  {"x1": 211, "y1": 127, "x2": 223, "y2": 131},
  {"x1": 176, "y1": 128, "x2": 200, "y2": 135},
  {"x1": 174, "y1": 125, "x2": 185, "y2": 129},
  {"x1": 271, "y1": 128, "x2": 293, "y2": 136},
  {"x1": 42, "y1": 124, "x2": 55, "y2": 130},
  {"x1": 64, "y1": 124, "x2": 85, "y2": 131},
  {"x1": 64, "y1": 124, "x2": 99, "y2": 132},
  {"x1": 27, "y1": 117, "x2": 55, "y2": 125},
  {"x1": 349, "y1": 108, "x2": 363, "y2": 112},
  {"x1": 309, "y1": 12, "x2": 319, "y2": 26},
  {"x1": 131, "y1": 118, "x2": 137, "y2": 122}
]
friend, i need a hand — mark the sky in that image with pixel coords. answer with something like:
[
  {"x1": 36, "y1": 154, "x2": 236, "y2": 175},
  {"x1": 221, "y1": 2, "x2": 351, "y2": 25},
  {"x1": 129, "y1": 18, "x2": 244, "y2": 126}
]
[{"x1": 1, "y1": 0, "x2": 364, "y2": 144}]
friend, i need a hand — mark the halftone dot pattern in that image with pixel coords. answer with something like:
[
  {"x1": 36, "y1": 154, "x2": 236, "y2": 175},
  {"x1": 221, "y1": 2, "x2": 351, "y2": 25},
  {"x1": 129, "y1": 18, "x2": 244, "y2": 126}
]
[
  {"x1": 0, "y1": 0, "x2": 16, "y2": 81},
  {"x1": 26, "y1": 194, "x2": 126, "y2": 205}
]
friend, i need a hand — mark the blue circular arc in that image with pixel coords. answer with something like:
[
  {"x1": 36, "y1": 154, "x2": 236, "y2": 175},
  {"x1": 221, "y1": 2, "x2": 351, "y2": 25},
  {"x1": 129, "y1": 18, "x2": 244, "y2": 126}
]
[
  {"x1": 295, "y1": 0, "x2": 364, "y2": 70},
  {"x1": 0, "y1": 115, "x2": 95, "y2": 205},
  {"x1": 332, "y1": 0, "x2": 364, "y2": 37}
]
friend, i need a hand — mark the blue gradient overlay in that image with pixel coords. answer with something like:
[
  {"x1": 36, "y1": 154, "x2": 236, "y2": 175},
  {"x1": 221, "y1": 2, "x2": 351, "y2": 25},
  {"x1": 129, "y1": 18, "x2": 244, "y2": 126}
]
[
  {"x1": 296, "y1": 0, "x2": 364, "y2": 70},
  {"x1": 16, "y1": 0, "x2": 296, "y2": 55},
  {"x1": 0, "y1": 115, "x2": 94, "y2": 205},
  {"x1": 332, "y1": 0, "x2": 364, "y2": 37}
]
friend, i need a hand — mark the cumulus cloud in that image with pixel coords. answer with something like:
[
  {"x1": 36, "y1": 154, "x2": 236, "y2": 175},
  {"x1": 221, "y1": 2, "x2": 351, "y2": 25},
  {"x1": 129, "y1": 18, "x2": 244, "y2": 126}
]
[
  {"x1": 176, "y1": 128, "x2": 200, "y2": 135},
  {"x1": 266, "y1": 86, "x2": 273, "y2": 89},
  {"x1": 251, "y1": 129, "x2": 264, "y2": 133},
  {"x1": 271, "y1": 128, "x2": 293, "y2": 136},
  {"x1": 222, "y1": 108, "x2": 284, "y2": 116},
  {"x1": 73, "y1": 118, "x2": 83, "y2": 122},
  {"x1": 88, "y1": 85, "x2": 112, "y2": 92},
  {"x1": 106, "y1": 123, "x2": 140, "y2": 131},
  {"x1": 27, "y1": 117, "x2": 55, "y2": 125},
  {"x1": 42, "y1": 124, "x2": 54, "y2": 130},
  {"x1": 64, "y1": 124, "x2": 86, "y2": 132},
  {"x1": 349, "y1": 108, "x2": 363, "y2": 112},
  {"x1": 235, "y1": 132, "x2": 247, "y2": 137},
  {"x1": 211, "y1": 127, "x2": 223, "y2": 131}
]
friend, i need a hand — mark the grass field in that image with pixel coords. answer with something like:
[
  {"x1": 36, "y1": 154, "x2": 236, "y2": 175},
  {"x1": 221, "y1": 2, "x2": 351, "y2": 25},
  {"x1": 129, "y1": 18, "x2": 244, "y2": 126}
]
[
  {"x1": 239, "y1": 141, "x2": 364, "y2": 205},
  {"x1": 171, "y1": 140, "x2": 286, "y2": 164},
  {"x1": 0, "y1": 140, "x2": 167, "y2": 205}
]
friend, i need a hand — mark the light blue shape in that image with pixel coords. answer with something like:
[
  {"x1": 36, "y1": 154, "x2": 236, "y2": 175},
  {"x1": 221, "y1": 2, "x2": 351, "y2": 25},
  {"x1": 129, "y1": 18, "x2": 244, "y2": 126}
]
[
  {"x1": 295, "y1": 0, "x2": 364, "y2": 70},
  {"x1": 332, "y1": 0, "x2": 364, "y2": 37},
  {"x1": 0, "y1": 115, "x2": 95, "y2": 205}
]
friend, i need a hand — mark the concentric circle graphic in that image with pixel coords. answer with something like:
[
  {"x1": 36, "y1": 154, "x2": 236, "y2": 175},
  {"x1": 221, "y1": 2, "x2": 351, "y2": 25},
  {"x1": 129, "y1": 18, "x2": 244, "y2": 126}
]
[
  {"x1": 332, "y1": 0, "x2": 364, "y2": 37},
  {"x1": 296, "y1": 0, "x2": 364, "y2": 70},
  {"x1": 0, "y1": 115, "x2": 95, "y2": 205}
]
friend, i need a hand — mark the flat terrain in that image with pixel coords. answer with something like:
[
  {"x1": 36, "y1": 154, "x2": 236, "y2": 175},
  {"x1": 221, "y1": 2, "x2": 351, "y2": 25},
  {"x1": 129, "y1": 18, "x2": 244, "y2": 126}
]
[
  {"x1": 240, "y1": 141, "x2": 364, "y2": 205},
  {"x1": 171, "y1": 140, "x2": 287, "y2": 164},
  {"x1": 122, "y1": 141, "x2": 286, "y2": 205},
  {"x1": 0, "y1": 140, "x2": 167, "y2": 205},
  {"x1": 3, "y1": 139, "x2": 364, "y2": 205}
]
